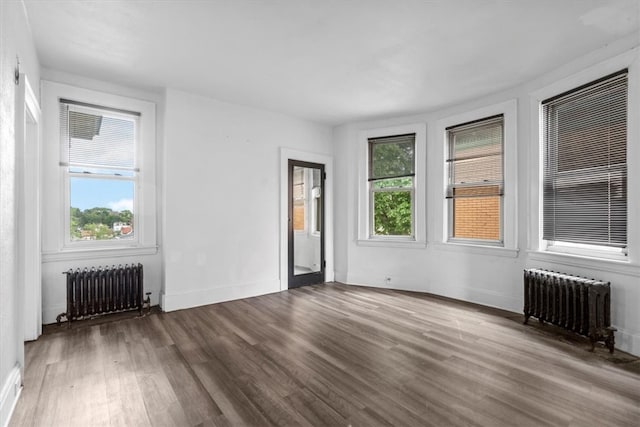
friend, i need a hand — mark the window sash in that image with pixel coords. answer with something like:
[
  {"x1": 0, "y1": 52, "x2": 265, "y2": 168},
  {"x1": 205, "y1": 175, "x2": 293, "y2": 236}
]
[
  {"x1": 447, "y1": 116, "x2": 504, "y2": 242},
  {"x1": 370, "y1": 184, "x2": 415, "y2": 237},
  {"x1": 60, "y1": 101, "x2": 139, "y2": 175},
  {"x1": 542, "y1": 70, "x2": 628, "y2": 249},
  {"x1": 60, "y1": 100, "x2": 140, "y2": 245},
  {"x1": 368, "y1": 134, "x2": 416, "y2": 181},
  {"x1": 367, "y1": 134, "x2": 417, "y2": 238}
]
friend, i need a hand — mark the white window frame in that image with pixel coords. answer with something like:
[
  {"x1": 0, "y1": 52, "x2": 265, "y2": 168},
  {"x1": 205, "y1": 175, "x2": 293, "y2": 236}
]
[
  {"x1": 357, "y1": 123, "x2": 426, "y2": 247},
  {"x1": 529, "y1": 48, "x2": 639, "y2": 264},
  {"x1": 41, "y1": 81, "x2": 157, "y2": 259},
  {"x1": 62, "y1": 102, "x2": 140, "y2": 247},
  {"x1": 435, "y1": 100, "x2": 518, "y2": 256}
]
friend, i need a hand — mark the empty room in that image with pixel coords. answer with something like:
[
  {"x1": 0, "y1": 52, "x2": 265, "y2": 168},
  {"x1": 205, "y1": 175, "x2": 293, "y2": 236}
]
[{"x1": 1, "y1": 0, "x2": 639, "y2": 426}]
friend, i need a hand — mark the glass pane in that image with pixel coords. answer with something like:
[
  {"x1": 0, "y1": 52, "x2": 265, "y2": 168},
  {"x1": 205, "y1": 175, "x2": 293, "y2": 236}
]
[
  {"x1": 67, "y1": 107, "x2": 136, "y2": 170},
  {"x1": 372, "y1": 176, "x2": 413, "y2": 189},
  {"x1": 451, "y1": 121, "x2": 502, "y2": 185},
  {"x1": 372, "y1": 190, "x2": 412, "y2": 236},
  {"x1": 293, "y1": 166, "x2": 321, "y2": 276},
  {"x1": 70, "y1": 177, "x2": 134, "y2": 241},
  {"x1": 554, "y1": 80, "x2": 627, "y2": 172},
  {"x1": 370, "y1": 135, "x2": 415, "y2": 180},
  {"x1": 292, "y1": 167, "x2": 305, "y2": 231},
  {"x1": 452, "y1": 193, "x2": 500, "y2": 240},
  {"x1": 312, "y1": 169, "x2": 322, "y2": 234}
]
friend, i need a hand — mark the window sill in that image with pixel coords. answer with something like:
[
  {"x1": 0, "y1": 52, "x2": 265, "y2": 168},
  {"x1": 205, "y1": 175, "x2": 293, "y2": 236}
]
[
  {"x1": 42, "y1": 245, "x2": 159, "y2": 263},
  {"x1": 356, "y1": 239, "x2": 427, "y2": 249},
  {"x1": 527, "y1": 250, "x2": 640, "y2": 277},
  {"x1": 433, "y1": 242, "x2": 519, "y2": 258}
]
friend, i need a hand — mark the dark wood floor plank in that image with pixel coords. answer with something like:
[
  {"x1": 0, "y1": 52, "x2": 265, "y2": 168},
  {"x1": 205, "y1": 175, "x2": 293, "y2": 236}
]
[{"x1": 10, "y1": 282, "x2": 640, "y2": 426}]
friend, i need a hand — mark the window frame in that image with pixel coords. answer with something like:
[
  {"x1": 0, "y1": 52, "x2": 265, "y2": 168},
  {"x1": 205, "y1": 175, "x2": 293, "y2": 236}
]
[
  {"x1": 446, "y1": 115, "x2": 505, "y2": 246},
  {"x1": 541, "y1": 70, "x2": 627, "y2": 254},
  {"x1": 41, "y1": 81, "x2": 157, "y2": 259},
  {"x1": 529, "y1": 49, "x2": 639, "y2": 264},
  {"x1": 368, "y1": 134, "x2": 416, "y2": 239},
  {"x1": 357, "y1": 123, "x2": 426, "y2": 247},
  {"x1": 61, "y1": 101, "x2": 141, "y2": 247},
  {"x1": 436, "y1": 100, "x2": 518, "y2": 256}
]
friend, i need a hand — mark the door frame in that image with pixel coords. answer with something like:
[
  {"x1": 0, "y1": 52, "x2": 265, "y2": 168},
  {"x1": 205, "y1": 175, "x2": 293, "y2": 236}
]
[
  {"x1": 288, "y1": 160, "x2": 325, "y2": 288},
  {"x1": 279, "y1": 148, "x2": 333, "y2": 290},
  {"x1": 16, "y1": 74, "x2": 42, "y2": 346}
]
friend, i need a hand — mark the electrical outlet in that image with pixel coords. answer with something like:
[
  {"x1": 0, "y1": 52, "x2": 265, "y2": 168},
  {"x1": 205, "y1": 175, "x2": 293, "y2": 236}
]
[{"x1": 385, "y1": 277, "x2": 391, "y2": 284}]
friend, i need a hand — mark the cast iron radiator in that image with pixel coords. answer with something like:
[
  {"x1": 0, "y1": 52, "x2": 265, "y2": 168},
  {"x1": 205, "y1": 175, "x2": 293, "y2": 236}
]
[
  {"x1": 57, "y1": 263, "x2": 149, "y2": 327},
  {"x1": 523, "y1": 268, "x2": 615, "y2": 353}
]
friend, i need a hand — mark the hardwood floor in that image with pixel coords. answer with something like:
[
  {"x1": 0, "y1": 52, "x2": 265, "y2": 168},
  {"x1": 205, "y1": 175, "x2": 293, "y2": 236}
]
[{"x1": 10, "y1": 283, "x2": 640, "y2": 426}]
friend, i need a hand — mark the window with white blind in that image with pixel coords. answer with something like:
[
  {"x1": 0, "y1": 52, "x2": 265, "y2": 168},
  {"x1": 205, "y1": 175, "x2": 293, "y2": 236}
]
[
  {"x1": 542, "y1": 70, "x2": 628, "y2": 252},
  {"x1": 446, "y1": 115, "x2": 504, "y2": 244},
  {"x1": 60, "y1": 100, "x2": 140, "y2": 244},
  {"x1": 368, "y1": 133, "x2": 416, "y2": 238}
]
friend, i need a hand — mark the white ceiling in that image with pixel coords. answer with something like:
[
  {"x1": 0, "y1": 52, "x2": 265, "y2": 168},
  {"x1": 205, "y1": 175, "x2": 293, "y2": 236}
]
[{"x1": 24, "y1": 0, "x2": 640, "y2": 125}]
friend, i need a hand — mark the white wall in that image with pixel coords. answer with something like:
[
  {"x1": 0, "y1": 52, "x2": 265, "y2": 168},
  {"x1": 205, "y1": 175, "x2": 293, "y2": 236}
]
[
  {"x1": 161, "y1": 89, "x2": 332, "y2": 311},
  {"x1": 38, "y1": 72, "x2": 165, "y2": 325},
  {"x1": 0, "y1": 1, "x2": 40, "y2": 425},
  {"x1": 334, "y1": 35, "x2": 640, "y2": 356}
]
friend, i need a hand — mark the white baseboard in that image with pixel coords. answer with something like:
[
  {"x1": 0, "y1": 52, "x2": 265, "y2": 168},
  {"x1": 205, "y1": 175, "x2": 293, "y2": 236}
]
[
  {"x1": 161, "y1": 279, "x2": 281, "y2": 312},
  {"x1": 0, "y1": 365, "x2": 22, "y2": 427},
  {"x1": 43, "y1": 304, "x2": 67, "y2": 325},
  {"x1": 614, "y1": 328, "x2": 640, "y2": 356},
  {"x1": 345, "y1": 275, "x2": 522, "y2": 314}
]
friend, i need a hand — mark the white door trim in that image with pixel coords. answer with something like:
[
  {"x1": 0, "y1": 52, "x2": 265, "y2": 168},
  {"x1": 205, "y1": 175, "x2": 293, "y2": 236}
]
[{"x1": 16, "y1": 74, "x2": 42, "y2": 344}]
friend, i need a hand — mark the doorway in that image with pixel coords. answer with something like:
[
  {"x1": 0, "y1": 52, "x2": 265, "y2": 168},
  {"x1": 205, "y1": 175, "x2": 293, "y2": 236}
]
[{"x1": 288, "y1": 160, "x2": 325, "y2": 288}]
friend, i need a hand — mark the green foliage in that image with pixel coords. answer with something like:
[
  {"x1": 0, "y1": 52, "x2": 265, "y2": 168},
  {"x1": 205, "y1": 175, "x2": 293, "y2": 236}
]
[
  {"x1": 371, "y1": 141, "x2": 415, "y2": 179},
  {"x1": 370, "y1": 141, "x2": 415, "y2": 236},
  {"x1": 373, "y1": 191, "x2": 412, "y2": 236},
  {"x1": 372, "y1": 177, "x2": 413, "y2": 189},
  {"x1": 70, "y1": 207, "x2": 133, "y2": 240},
  {"x1": 83, "y1": 223, "x2": 114, "y2": 240}
]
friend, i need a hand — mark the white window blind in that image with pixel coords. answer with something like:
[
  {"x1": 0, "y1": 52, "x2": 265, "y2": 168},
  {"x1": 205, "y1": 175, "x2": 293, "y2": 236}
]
[
  {"x1": 542, "y1": 70, "x2": 628, "y2": 249},
  {"x1": 60, "y1": 99, "x2": 139, "y2": 175}
]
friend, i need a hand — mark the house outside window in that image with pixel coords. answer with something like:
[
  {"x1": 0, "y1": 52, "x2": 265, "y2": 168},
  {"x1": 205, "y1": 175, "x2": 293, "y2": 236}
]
[
  {"x1": 542, "y1": 70, "x2": 628, "y2": 253},
  {"x1": 446, "y1": 115, "x2": 504, "y2": 244}
]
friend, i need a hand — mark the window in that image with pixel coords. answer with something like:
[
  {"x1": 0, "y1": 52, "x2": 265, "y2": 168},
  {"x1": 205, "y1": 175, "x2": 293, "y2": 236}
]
[
  {"x1": 41, "y1": 81, "x2": 156, "y2": 258},
  {"x1": 311, "y1": 168, "x2": 322, "y2": 234},
  {"x1": 292, "y1": 167, "x2": 322, "y2": 234},
  {"x1": 292, "y1": 166, "x2": 305, "y2": 231},
  {"x1": 368, "y1": 134, "x2": 416, "y2": 237},
  {"x1": 60, "y1": 99, "x2": 140, "y2": 244},
  {"x1": 542, "y1": 70, "x2": 627, "y2": 252},
  {"x1": 446, "y1": 116, "x2": 503, "y2": 244}
]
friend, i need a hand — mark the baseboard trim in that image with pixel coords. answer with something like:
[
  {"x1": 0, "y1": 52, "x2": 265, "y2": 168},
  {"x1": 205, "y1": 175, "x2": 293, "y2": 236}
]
[
  {"x1": 43, "y1": 304, "x2": 67, "y2": 325},
  {"x1": 346, "y1": 275, "x2": 521, "y2": 313},
  {"x1": 615, "y1": 328, "x2": 640, "y2": 356},
  {"x1": 161, "y1": 279, "x2": 281, "y2": 312},
  {"x1": 0, "y1": 365, "x2": 22, "y2": 427}
]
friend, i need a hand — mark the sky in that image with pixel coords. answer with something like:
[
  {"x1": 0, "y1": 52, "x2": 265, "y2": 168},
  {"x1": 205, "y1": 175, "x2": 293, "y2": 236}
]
[{"x1": 70, "y1": 177, "x2": 134, "y2": 212}]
